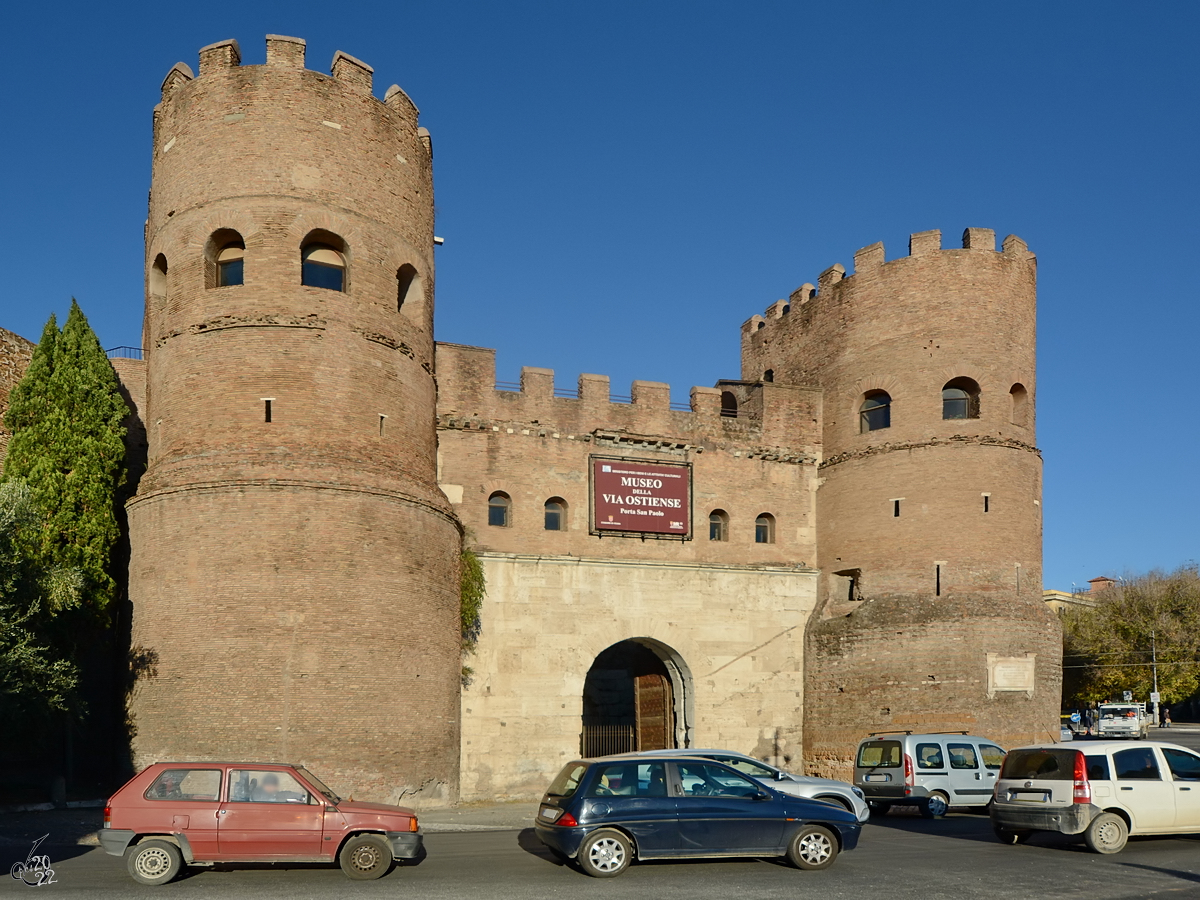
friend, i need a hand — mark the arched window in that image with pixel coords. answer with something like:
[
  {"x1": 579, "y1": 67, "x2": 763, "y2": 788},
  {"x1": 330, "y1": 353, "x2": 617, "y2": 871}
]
[
  {"x1": 397, "y1": 264, "x2": 423, "y2": 313},
  {"x1": 942, "y1": 377, "x2": 981, "y2": 420},
  {"x1": 859, "y1": 391, "x2": 891, "y2": 433},
  {"x1": 709, "y1": 510, "x2": 728, "y2": 542},
  {"x1": 1010, "y1": 383, "x2": 1029, "y2": 427},
  {"x1": 755, "y1": 513, "x2": 775, "y2": 544},
  {"x1": 720, "y1": 391, "x2": 738, "y2": 418},
  {"x1": 544, "y1": 497, "x2": 566, "y2": 531},
  {"x1": 301, "y1": 232, "x2": 347, "y2": 291},
  {"x1": 216, "y1": 243, "x2": 244, "y2": 286},
  {"x1": 763, "y1": 369, "x2": 774, "y2": 383},
  {"x1": 487, "y1": 492, "x2": 511, "y2": 527},
  {"x1": 206, "y1": 229, "x2": 245, "y2": 288},
  {"x1": 149, "y1": 254, "x2": 168, "y2": 300}
]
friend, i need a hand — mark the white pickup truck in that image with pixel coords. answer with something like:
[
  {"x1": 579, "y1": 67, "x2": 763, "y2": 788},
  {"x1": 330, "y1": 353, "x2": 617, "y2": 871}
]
[{"x1": 1096, "y1": 703, "x2": 1151, "y2": 739}]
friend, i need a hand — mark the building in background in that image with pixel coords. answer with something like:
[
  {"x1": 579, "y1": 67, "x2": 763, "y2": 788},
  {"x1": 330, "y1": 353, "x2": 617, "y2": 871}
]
[{"x1": 0, "y1": 36, "x2": 1061, "y2": 802}]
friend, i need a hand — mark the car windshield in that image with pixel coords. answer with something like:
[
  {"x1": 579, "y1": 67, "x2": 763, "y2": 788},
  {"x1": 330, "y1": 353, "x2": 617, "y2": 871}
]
[
  {"x1": 999, "y1": 749, "x2": 1079, "y2": 781},
  {"x1": 857, "y1": 741, "x2": 901, "y2": 768},
  {"x1": 295, "y1": 767, "x2": 341, "y2": 803},
  {"x1": 1100, "y1": 706, "x2": 1139, "y2": 719},
  {"x1": 710, "y1": 755, "x2": 777, "y2": 779}
]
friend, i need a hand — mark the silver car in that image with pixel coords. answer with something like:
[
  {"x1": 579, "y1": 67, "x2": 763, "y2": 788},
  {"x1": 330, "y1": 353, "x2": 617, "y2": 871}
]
[{"x1": 616, "y1": 749, "x2": 868, "y2": 822}]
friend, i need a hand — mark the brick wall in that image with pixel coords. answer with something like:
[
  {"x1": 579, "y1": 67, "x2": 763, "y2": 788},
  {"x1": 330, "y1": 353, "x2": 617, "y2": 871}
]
[
  {"x1": 0, "y1": 328, "x2": 34, "y2": 460},
  {"x1": 743, "y1": 229, "x2": 1059, "y2": 776},
  {"x1": 127, "y1": 37, "x2": 461, "y2": 804}
]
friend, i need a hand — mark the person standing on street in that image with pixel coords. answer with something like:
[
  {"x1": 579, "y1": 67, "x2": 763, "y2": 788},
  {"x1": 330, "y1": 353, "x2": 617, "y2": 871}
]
[{"x1": 1160, "y1": 705, "x2": 1171, "y2": 728}]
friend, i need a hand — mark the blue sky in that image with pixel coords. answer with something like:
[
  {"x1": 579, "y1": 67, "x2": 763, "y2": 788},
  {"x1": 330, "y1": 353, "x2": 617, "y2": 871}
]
[{"x1": 1, "y1": 1, "x2": 1195, "y2": 591}]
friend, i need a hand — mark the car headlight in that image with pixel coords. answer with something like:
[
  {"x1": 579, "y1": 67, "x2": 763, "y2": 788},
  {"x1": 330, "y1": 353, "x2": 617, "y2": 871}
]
[{"x1": 852, "y1": 787, "x2": 864, "y2": 799}]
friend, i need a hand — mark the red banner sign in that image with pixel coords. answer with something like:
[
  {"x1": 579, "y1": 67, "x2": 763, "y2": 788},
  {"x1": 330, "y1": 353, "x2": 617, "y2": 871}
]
[{"x1": 591, "y1": 457, "x2": 691, "y2": 537}]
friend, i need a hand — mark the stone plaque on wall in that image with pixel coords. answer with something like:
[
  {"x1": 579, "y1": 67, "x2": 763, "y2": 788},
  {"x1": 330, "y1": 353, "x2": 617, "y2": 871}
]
[{"x1": 986, "y1": 653, "x2": 1036, "y2": 698}]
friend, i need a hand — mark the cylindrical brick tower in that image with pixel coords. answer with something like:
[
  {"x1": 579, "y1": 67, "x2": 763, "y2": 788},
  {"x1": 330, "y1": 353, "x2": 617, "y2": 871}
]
[
  {"x1": 127, "y1": 37, "x2": 462, "y2": 803},
  {"x1": 742, "y1": 228, "x2": 1060, "y2": 779}
]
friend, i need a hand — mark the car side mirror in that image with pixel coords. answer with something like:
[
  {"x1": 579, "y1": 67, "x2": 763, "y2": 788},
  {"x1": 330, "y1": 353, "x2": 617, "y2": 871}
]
[
  {"x1": 753, "y1": 791, "x2": 771, "y2": 801},
  {"x1": 774, "y1": 770, "x2": 787, "y2": 782}
]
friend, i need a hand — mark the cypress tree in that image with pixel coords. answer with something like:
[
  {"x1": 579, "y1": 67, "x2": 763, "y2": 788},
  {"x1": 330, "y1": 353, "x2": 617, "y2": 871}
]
[{"x1": 2, "y1": 301, "x2": 127, "y2": 620}]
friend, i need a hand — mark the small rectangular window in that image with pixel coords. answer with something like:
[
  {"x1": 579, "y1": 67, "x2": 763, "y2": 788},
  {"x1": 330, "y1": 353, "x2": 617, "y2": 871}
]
[
  {"x1": 948, "y1": 743, "x2": 979, "y2": 770},
  {"x1": 264, "y1": 399, "x2": 272, "y2": 423},
  {"x1": 936, "y1": 564, "x2": 941, "y2": 597},
  {"x1": 893, "y1": 500, "x2": 901, "y2": 517},
  {"x1": 916, "y1": 743, "x2": 944, "y2": 769},
  {"x1": 983, "y1": 494, "x2": 990, "y2": 513},
  {"x1": 144, "y1": 768, "x2": 222, "y2": 801}
]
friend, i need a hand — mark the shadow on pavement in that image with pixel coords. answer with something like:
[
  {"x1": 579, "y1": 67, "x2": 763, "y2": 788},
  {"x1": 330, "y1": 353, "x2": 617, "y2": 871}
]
[
  {"x1": 0, "y1": 809, "x2": 103, "y2": 866},
  {"x1": 1119, "y1": 861, "x2": 1200, "y2": 883},
  {"x1": 517, "y1": 827, "x2": 568, "y2": 866}
]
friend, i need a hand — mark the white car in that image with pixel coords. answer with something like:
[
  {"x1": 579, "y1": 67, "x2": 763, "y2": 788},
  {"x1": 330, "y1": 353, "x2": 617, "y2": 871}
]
[
  {"x1": 617, "y1": 749, "x2": 868, "y2": 822},
  {"x1": 991, "y1": 740, "x2": 1200, "y2": 853}
]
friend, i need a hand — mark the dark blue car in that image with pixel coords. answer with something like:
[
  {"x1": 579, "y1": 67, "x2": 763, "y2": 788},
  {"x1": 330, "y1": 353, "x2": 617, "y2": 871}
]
[{"x1": 534, "y1": 754, "x2": 861, "y2": 877}]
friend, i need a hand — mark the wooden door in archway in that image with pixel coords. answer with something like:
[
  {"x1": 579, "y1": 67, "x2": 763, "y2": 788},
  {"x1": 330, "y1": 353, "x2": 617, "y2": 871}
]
[{"x1": 635, "y1": 672, "x2": 674, "y2": 751}]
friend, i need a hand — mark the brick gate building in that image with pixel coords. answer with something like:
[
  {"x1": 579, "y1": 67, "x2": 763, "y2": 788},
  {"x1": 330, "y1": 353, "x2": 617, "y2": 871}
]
[{"x1": 0, "y1": 36, "x2": 1060, "y2": 804}]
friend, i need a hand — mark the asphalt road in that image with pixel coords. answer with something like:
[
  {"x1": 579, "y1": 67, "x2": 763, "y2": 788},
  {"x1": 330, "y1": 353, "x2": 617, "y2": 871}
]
[
  {"x1": 6, "y1": 728, "x2": 1199, "y2": 899},
  {"x1": 7, "y1": 810, "x2": 1200, "y2": 900}
]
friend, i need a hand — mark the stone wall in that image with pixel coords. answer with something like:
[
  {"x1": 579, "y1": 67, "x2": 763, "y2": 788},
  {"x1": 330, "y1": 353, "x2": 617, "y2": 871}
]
[{"x1": 460, "y1": 553, "x2": 816, "y2": 800}]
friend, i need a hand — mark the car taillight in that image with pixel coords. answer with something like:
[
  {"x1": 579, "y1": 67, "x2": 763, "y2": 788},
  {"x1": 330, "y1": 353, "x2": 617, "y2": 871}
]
[
  {"x1": 409, "y1": 816, "x2": 419, "y2": 833},
  {"x1": 557, "y1": 811, "x2": 578, "y2": 827},
  {"x1": 904, "y1": 754, "x2": 915, "y2": 787},
  {"x1": 103, "y1": 805, "x2": 111, "y2": 828},
  {"x1": 1072, "y1": 751, "x2": 1091, "y2": 804}
]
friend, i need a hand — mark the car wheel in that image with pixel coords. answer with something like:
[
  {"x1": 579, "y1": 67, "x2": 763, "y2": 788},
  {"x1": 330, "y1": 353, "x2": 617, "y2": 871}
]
[
  {"x1": 578, "y1": 829, "x2": 632, "y2": 878},
  {"x1": 339, "y1": 834, "x2": 393, "y2": 880},
  {"x1": 868, "y1": 801, "x2": 890, "y2": 817},
  {"x1": 921, "y1": 791, "x2": 949, "y2": 819},
  {"x1": 993, "y1": 826, "x2": 1032, "y2": 845},
  {"x1": 126, "y1": 839, "x2": 183, "y2": 886},
  {"x1": 1084, "y1": 813, "x2": 1128, "y2": 855},
  {"x1": 787, "y1": 824, "x2": 839, "y2": 870}
]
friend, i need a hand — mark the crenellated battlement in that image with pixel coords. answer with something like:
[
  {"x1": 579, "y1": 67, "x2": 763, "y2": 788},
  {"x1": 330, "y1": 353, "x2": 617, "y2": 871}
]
[
  {"x1": 435, "y1": 342, "x2": 820, "y2": 456},
  {"x1": 159, "y1": 36, "x2": 420, "y2": 127},
  {"x1": 741, "y1": 227, "x2": 1034, "y2": 336}
]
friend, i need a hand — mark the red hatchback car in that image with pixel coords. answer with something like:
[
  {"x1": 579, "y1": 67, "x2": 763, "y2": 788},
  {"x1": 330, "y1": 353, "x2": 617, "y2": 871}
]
[{"x1": 99, "y1": 762, "x2": 422, "y2": 884}]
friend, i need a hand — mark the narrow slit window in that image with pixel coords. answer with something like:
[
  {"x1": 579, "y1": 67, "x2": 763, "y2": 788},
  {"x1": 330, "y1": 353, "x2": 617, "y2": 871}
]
[
  {"x1": 936, "y1": 564, "x2": 941, "y2": 597},
  {"x1": 263, "y1": 399, "x2": 273, "y2": 423},
  {"x1": 893, "y1": 500, "x2": 901, "y2": 517},
  {"x1": 983, "y1": 494, "x2": 990, "y2": 513},
  {"x1": 379, "y1": 414, "x2": 387, "y2": 437}
]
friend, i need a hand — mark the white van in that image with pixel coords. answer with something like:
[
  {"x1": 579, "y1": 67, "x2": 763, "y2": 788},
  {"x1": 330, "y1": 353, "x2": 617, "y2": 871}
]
[{"x1": 854, "y1": 732, "x2": 1006, "y2": 818}]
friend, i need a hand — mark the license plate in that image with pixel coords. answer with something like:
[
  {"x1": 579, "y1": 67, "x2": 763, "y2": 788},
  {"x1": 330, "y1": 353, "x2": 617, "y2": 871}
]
[
  {"x1": 1010, "y1": 792, "x2": 1048, "y2": 802},
  {"x1": 539, "y1": 806, "x2": 562, "y2": 822},
  {"x1": 865, "y1": 774, "x2": 889, "y2": 782}
]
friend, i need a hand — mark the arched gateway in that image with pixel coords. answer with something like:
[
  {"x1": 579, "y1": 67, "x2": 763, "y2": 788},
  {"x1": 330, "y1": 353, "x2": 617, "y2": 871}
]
[{"x1": 581, "y1": 639, "x2": 692, "y2": 756}]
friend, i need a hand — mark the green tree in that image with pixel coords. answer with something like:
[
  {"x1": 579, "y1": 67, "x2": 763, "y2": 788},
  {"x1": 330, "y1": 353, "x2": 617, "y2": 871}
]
[
  {"x1": 0, "y1": 479, "x2": 83, "y2": 725},
  {"x1": 1061, "y1": 565, "x2": 1200, "y2": 705},
  {"x1": 3, "y1": 301, "x2": 127, "y2": 620}
]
